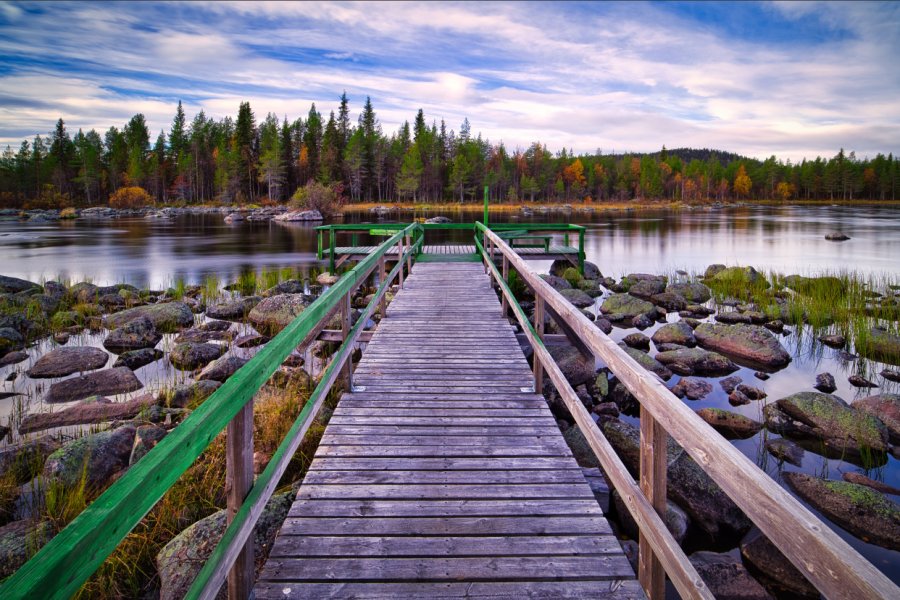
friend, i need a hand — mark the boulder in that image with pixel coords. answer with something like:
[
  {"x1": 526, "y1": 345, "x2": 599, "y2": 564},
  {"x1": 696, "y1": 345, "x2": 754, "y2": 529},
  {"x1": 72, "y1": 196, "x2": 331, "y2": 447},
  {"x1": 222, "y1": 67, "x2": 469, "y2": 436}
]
[
  {"x1": 0, "y1": 327, "x2": 24, "y2": 353},
  {"x1": 856, "y1": 327, "x2": 900, "y2": 366},
  {"x1": 783, "y1": 473, "x2": 900, "y2": 551},
  {"x1": 704, "y1": 264, "x2": 727, "y2": 278},
  {"x1": 103, "y1": 316, "x2": 162, "y2": 353},
  {"x1": 848, "y1": 374, "x2": 877, "y2": 388},
  {"x1": 881, "y1": 368, "x2": 900, "y2": 383},
  {"x1": 739, "y1": 528, "x2": 818, "y2": 598},
  {"x1": 558, "y1": 288, "x2": 594, "y2": 308},
  {"x1": 775, "y1": 392, "x2": 888, "y2": 456},
  {"x1": 19, "y1": 394, "x2": 156, "y2": 434},
  {"x1": 550, "y1": 260, "x2": 600, "y2": 280},
  {"x1": 156, "y1": 491, "x2": 294, "y2": 600},
  {"x1": 696, "y1": 408, "x2": 762, "y2": 439},
  {"x1": 818, "y1": 333, "x2": 846, "y2": 348},
  {"x1": 649, "y1": 291, "x2": 687, "y2": 311},
  {"x1": 824, "y1": 232, "x2": 850, "y2": 241},
  {"x1": 736, "y1": 384, "x2": 766, "y2": 400},
  {"x1": 694, "y1": 323, "x2": 791, "y2": 369},
  {"x1": 44, "y1": 367, "x2": 143, "y2": 403},
  {"x1": 26, "y1": 346, "x2": 109, "y2": 378},
  {"x1": 104, "y1": 302, "x2": 194, "y2": 333},
  {"x1": 666, "y1": 282, "x2": 711, "y2": 303},
  {"x1": 235, "y1": 334, "x2": 270, "y2": 349},
  {"x1": 0, "y1": 350, "x2": 27, "y2": 366},
  {"x1": 623, "y1": 333, "x2": 650, "y2": 351},
  {"x1": 651, "y1": 321, "x2": 696, "y2": 348},
  {"x1": 689, "y1": 551, "x2": 773, "y2": 600},
  {"x1": 563, "y1": 427, "x2": 599, "y2": 468},
  {"x1": 602, "y1": 420, "x2": 750, "y2": 538},
  {"x1": 160, "y1": 380, "x2": 221, "y2": 409},
  {"x1": 539, "y1": 274, "x2": 571, "y2": 291},
  {"x1": 628, "y1": 278, "x2": 667, "y2": 299},
  {"x1": 0, "y1": 275, "x2": 41, "y2": 294},
  {"x1": 655, "y1": 347, "x2": 738, "y2": 376},
  {"x1": 548, "y1": 344, "x2": 594, "y2": 388},
  {"x1": 720, "y1": 375, "x2": 742, "y2": 393},
  {"x1": 852, "y1": 393, "x2": 900, "y2": 445},
  {"x1": 206, "y1": 296, "x2": 261, "y2": 321},
  {"x1": 170, "y1": 342, "x2": 226, "y2": 371},
  {"x1": 594, "y1": 317, "x2": 613, "y2": 335},
  {"x1": 43, "y1": 426, "x2": 136, "y2": 489},
  {"x1": 613, "y1": 491, "x2": 690, "y2": 545},
  {"x1": 174, "y1": 327, "x2": 232, "y2": 344},
  {"x1": 197, "y1": 355, "x2": 249, "y2": 383},
  {"x1": 0, "y1": 520, "x2": 55, "y2": 579},
  {"x1": 710, "y1": 266, "x2": 769, "y2": 288},
  {"x1": 621, "y1": 345, "x2": 672, "y2": 381},
  {"x1": 316, "y1": 272, "x2": 339, "y2": 286},
  {"x1": 201, "y1": 319, "x2": 232, "y2": 332},
  {"x1": 632, "y1": 314, "x2": 653, "y2": 330},
  {"x1": 599, "y1": 293, "x2": 656, "y2": 323},
  {"x1": 764, "y1": 438, "x2": 804, "y2": 466},
  {"x1": 113, "y1": 348, "x2": 164, "y2": 370},
  {"x1": 248, "y1": 293, "x2": 307, "y2": 334},
  {"x1": 273, "y1": 209, "x2": 323, "y2": 221},
  {"x1": 0, "y1": 436, "x2": 62, "y2": 482},
  {"x1": 671, "y1": 378, "x2": 713, "y2": 400},
  {"x1": 814, "y1": 372, "x2": 836, "y2": 393},
  {"x1": 842, "y1": 472, "x2": 900, "y2": 496},
  {"x1": 130, "y1": 424, "x2": 167, "y2": 464},
  {"x1": 261, "y1": 279, "x2": 305, "y2": 297},
  {"x1": 715, "y1": 311, "x2": 753, "y2": 325}
]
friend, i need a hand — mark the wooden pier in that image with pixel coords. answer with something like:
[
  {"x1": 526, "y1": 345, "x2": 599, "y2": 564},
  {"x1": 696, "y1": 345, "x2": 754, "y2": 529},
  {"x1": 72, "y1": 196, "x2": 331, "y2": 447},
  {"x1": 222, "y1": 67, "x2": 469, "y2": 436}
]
[{"x1": 254, "y1": 261, "x2": 641, "y2": 598}]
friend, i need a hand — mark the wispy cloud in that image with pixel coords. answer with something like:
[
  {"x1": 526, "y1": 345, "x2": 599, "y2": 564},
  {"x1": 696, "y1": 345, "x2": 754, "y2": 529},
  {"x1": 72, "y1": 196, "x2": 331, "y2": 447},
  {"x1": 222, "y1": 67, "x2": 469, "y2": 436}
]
[{"x1": 0, "y1": 1, "x2": 897, "y2": 161}]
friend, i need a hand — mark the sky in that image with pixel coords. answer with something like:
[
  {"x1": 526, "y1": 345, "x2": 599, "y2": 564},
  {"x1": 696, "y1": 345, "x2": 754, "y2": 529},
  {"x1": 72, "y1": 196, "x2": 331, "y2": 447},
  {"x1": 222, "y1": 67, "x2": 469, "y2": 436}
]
[{"x1": 0, "y1": 0, "x2": 898, "y2": 162}]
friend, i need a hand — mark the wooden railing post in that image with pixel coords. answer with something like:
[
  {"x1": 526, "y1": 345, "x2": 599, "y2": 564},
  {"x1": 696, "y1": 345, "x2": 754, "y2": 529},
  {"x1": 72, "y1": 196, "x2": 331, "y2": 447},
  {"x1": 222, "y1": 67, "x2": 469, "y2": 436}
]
[
  {"x1": 342, "y1": 291, "x2": 353, "y2": 389},
  {"x1": 533, "y1": 296, "x2": 544, "y2": 392},
  {"x1": 225, "y1": 401, "x2": 254, "y2": 600},
  {"x1": 639, "y1": 408, "x2": 667, "y2": 599},
  {"x1": 397, "y1": 238, "x2": 404, "y2": 288},
  {"x1": 405, "y1": 234, "x2": 412, "y2": 273},
  {"x1": 328, "y1": 228, "x2": 336, "y2": 275},
  {"x1": 501, "y1": 256, "x2": 509, "y2": 317},
  {"x1": 378, "y1": 256, "x2": 387, "y2": 319}
]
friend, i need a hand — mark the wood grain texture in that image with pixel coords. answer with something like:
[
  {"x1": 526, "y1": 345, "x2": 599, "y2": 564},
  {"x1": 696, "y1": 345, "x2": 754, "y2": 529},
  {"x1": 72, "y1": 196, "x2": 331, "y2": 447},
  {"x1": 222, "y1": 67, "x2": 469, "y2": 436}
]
[{"x1": 254, "y1": 261, "x2": 639, "y2": 599}]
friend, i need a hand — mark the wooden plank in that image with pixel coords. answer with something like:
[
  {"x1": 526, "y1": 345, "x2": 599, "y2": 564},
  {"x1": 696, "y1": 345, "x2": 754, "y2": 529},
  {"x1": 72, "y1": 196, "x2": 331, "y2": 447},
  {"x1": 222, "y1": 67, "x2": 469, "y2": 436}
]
[
  {"x1": 308, "y1": 457, "x2": 580, "y2": 470},
  {"x1": 295, "y1": 484, "x2": 597, "y2": 500},
  {"x1": 254, "y1": 580, "x2": 644, "y2": 599},
  {"x1": 316, "y1": 445, "x2": 573, "y2": 458},
  {"x1": 287, "y1": 498, "x2": 603, "y2": 517},
  {"x1": 301, "y1": 469, "x2": 585, "y2": 485},
  {"x1": 279, "y1": 515, "x2": 613, "y2": 536}
]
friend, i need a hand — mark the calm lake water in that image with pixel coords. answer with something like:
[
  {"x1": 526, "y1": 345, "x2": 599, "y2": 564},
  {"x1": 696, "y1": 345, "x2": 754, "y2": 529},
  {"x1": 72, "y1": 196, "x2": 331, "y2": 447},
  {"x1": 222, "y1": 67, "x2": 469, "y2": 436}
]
[{"x1": 1, "y1": 203, "x2": 899, "y2": 585}]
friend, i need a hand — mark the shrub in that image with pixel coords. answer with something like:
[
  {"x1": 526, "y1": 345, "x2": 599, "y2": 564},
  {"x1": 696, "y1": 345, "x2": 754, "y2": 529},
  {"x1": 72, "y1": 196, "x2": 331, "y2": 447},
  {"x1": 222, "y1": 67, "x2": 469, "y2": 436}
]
[
  {"x1": 109, "y1": 186, "x2": 152, "y2": 209},
  {"x1": 60, "y1": 207, "x2": 77, "y2": 219},
  {"x1": 290, "y1": 181, "x2": 346, "y2": 217}
]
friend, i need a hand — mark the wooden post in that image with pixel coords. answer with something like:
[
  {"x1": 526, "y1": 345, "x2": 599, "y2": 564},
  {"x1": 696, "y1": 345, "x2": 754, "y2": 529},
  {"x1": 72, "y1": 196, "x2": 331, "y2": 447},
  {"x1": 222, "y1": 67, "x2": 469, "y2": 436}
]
[
  {"x1": 482, "y1": 232, "x2": 488, "y2": 273},
  {"x1": 378, "y1": 256, "x2": 387, "y2": 318},
  {"x1": 639, "y1": 408, "x2": 667, "y2": 600},
  {"x1": 329, "y1": 229, "x2": 336, "y2": 275},
  {"x1": 405, "y1": 234, "x2": 412, "y2": 273},
  {"x1": 533, "y1": 296, "x2": 544, "y2": 392},
  {"x1": 342, "y1": 291, "x2": 352, "y2": 389},
  {"x1": 397, "y1": 238, "x2": 404, "y2": 288},
  {"x1": 501, "y1": 256, "x2": 509, "y2": 317},
  {"x1": 226, "y1": 401, "x2": 254, "y2": 600}
]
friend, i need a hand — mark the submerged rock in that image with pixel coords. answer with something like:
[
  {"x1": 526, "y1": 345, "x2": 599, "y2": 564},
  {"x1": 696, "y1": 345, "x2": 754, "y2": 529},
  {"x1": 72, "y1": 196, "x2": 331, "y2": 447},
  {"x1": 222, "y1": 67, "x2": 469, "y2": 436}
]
[
  {"x1": 842, "y1": 472, "x2": 900, "y2": 496},
  {"x1": 620, "y1": 345, "x2": 672, "y2": 381},
  {"x1": 651, "y1": 321, "x2": 696, "y2": 348},
  {"x1": 655, "y1": 347, "x2": 738, "y2": 377},
  {"x1": 783, "y1": 473, "x2": 900, "y2": 551},
  {"x1": 824, "y1": 232, "x2": 850, "y2": 241},
  {"x1": 44, "y1": 367, "x2": 143, "y2": 403},
  {"x1": 696, "y1": 408, "x2": 762, "y2": 439},
  {"x1": 814, "y1": 372, "x2": 837, "y2": 393},
  {"x1": 671, "y1": 378, "x2": 713, "y2": 400},
  {"x1": 848, "y1": 374, "x2": 877, "y2": 388},
  {"x1": 765, "y1": 438, "x2": 804, "y2": 466},
  {"x1": 694, "y1": 323, "x2": 791, "y2": 369},
  {"x1": 113, "y1": 348, "x2": 164, "y2": 370},
  {"x1": 852, "y1": 393, "x2": 900, "y2": 445},
  {"x1": 623, "y1": 332, "x2": 650, "y2": 351},
  {"x1": 26, "y1": 346, "x2": 109, "y2": 378}
]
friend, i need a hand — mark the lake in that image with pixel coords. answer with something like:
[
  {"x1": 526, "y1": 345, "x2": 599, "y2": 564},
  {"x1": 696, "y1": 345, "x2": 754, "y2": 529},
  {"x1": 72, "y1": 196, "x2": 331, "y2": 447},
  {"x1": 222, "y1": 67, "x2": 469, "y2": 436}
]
[{"x1": 1, "y1": 202, "x2": 899, "y2": 586}]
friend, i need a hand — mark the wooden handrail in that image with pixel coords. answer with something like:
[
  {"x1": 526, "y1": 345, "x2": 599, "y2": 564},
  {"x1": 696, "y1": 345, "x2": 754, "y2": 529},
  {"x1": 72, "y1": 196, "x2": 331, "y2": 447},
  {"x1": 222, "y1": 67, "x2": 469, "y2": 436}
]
[
  {"x1": 477, "y1": 222, "x2": 899, "y2": 600},
  {"x1": 1, "y1": 224, "x2": 423, "y2": 600}
]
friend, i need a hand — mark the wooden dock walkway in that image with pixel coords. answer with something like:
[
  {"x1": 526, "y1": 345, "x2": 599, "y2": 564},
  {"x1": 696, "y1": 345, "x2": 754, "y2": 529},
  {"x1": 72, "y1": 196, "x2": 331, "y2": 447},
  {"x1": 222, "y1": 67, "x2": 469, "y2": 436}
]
[{"x1": 254, "y1": 261, "x2": 641, "y2": 599}]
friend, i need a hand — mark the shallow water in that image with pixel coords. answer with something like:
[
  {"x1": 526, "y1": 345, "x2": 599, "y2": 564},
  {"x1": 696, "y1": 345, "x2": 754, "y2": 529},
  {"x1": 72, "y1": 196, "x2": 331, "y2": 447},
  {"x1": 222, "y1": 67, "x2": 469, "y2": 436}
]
[{"x1": 1, "y1": 204, "x2": 899, "y2": 585}]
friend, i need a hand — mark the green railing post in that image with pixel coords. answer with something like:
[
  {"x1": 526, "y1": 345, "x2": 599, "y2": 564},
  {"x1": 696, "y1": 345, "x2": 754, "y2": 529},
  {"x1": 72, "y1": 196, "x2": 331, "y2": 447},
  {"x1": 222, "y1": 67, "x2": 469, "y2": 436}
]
[
  {"x1": 578, "y1": 228, "x2": 585, "y2": 274},
  {"x1": 483, "y1": 185, "x2": 489, "y2": 228},
  {"x1": 316, "y1": 229, "x2": 323, "y2": 260},
  {"x1": 329, "y1": 228, "x2": 336, "y2": 274}
]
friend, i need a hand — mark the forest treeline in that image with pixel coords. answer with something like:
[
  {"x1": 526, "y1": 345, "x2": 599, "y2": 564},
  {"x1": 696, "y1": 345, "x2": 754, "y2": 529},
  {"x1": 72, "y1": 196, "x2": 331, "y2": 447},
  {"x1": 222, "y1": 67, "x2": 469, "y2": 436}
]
[{"x1": 1, "y1": 94, "x2": 898, "y2": 209}]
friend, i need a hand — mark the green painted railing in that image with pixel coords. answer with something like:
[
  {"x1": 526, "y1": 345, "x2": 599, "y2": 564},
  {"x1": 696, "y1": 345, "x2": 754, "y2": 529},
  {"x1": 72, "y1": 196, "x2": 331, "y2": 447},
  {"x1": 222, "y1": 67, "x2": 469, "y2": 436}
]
[{"x1": 2, "y1": 223, "x2": 424, "y2": 600}]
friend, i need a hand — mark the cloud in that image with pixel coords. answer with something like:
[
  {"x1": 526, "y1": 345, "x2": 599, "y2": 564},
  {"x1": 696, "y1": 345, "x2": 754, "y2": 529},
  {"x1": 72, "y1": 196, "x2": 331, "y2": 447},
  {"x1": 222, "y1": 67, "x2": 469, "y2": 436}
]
[{"x1": 0, "y1": 1, "x2": 897, "y2": 162}]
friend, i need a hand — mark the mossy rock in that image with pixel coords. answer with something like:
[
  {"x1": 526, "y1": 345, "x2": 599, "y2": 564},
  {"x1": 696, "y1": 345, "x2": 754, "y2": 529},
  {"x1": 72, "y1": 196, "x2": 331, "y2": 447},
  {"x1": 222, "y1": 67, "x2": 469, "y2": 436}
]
[
  {"x1": 599, "y1": 293, "x2": 656, "y2": 322},
  {"x1": 562, "y1": 267, "x2": 582, "y2": 286},
  {"x1": 104, "y1": 302, "x2": 194, "y2": 333},
  {"x1": 776, "y1": 392, "x2": 888, "y2": 457}
]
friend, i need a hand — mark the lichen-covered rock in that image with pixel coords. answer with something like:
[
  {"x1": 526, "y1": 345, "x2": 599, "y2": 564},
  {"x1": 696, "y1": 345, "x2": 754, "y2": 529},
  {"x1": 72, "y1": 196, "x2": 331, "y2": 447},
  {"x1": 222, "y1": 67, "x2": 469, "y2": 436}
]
[
  {"x1": 599, "y1": 293, "x2": 657, "y2": 323},
  {"x1": 0, "y1": 274, "x2": 41, "y2": 294},
  {"x1": 206, "y1": 296, "x2": 261, "y2": 321},
  {"x1": 740, "y1": 527, "x2": 817, "y2": 598},
  {"x1": 170, "y1": 342, "x2": 226, "y2": 370},
  {"x1": 563, "y1": 426, "x2": 599, "y2": 468},
  {"x1": 130, "y1": 424, "x2": 167, "y2": 464},
  {"x1": 156, "y1": 491, "x2": 295, "y2": 600},
  {"x1": 623, "y1": 332, "x2": 650, "y2": 351},
  {"x1": 666, "y1": 282, "x2": 711, "y2": 303},
  {"x1": 655, "y1": 347, "x2": 738, "y2": 376},
  {"x1": 628, "y1": 278, "x2": 667, "y2": 299},
  {"x1": 539, "y1": 274, "x2": 571, "y2": 291},
  {"x1": 651, "y1": 321, "x2": 696, "y2": 348},
  {"x1": 43, "y1": 426, "x2": 136, "y2": 489},
  {"x1": 26, "y1": 346, "x2": 109, "y2": 378},
  {"x1": 621, "y1": 345, "x2": 672, "y2": 381},
  {"x1": 248, "y1": 293, "x2": 307, "y2": 334},
  {"x1": 0, "y1": 519, "x2": 55, "y2": 579},
  {"x1": 783, "y1": 473, "x2": 900, "y2": 551},
  {"x1": 776, "y1": 391, "x2": 888, "y2": 456},
  {"x1": 103, "y1": 316, "x2": 162, "y2": 353},
  {"x1": 671, "y1": 378, "x2": 713, "y2": 400},
  {"x1": 852, "y1": 393, "x2": 900, "y2": 445},
  {"x1": 710, "y1": 265, "x2": 769, "y2": 288},
  {"x1": 694, "y1": 323, "x2": 791, "y2": 369},
  {"x1": 104, "y1": 302, "x2": 194, "y2": 332},
  {"x1": 113, "y1": 348, "x2": 164, "y2": 370},
  {"x1": 649, "y1": 291, "x2": 687, "y2": 311},
  {"x1": 704, "y1": 264, "x2": 727, "y2": 278},
  {"x1": 696, "y1": 408, "x2": 762, "y2": 439},
  {"x1": 197, "y1": 355, "x2": 248, "y2": 383},
  {"x1": 44, "y1": 367, "x2": 143, "y2": 403},
  {"x1": 689, "y1": 551, "x2": 773, "y2": 600},
  {"x1": 0, "y1": 327, "x2": 24, "y2": 353}
]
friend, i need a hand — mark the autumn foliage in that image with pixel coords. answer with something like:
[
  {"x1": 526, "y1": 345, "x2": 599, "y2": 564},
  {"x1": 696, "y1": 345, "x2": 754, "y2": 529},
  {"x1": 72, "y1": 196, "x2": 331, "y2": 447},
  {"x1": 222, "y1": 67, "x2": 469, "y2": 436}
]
[{"x1": 109, "y1": 186, "x2": 152, "y2": 208}]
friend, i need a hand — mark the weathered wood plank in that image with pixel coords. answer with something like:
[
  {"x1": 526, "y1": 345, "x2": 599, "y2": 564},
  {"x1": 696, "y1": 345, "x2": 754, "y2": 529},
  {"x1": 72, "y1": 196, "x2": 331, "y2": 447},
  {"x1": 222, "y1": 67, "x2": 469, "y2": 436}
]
[
  {"x1": 287, "y1": 499, "x2": 603, "y2": 518},
  {"x1": 295, "y1": 484, "x2": 597, "y2": 500},
  {"x1": 279, "y1": 515, "x2": 613, "y2": 536},
  {"x1": 254, "y1": 580, "x2": 644, "y2": 599},
  {"x1": 308, "y1": 457, "x2": 580, "y2": 470},
  {"x1": 301, "y1": 469, "x2": 585, "y2": 485}
]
